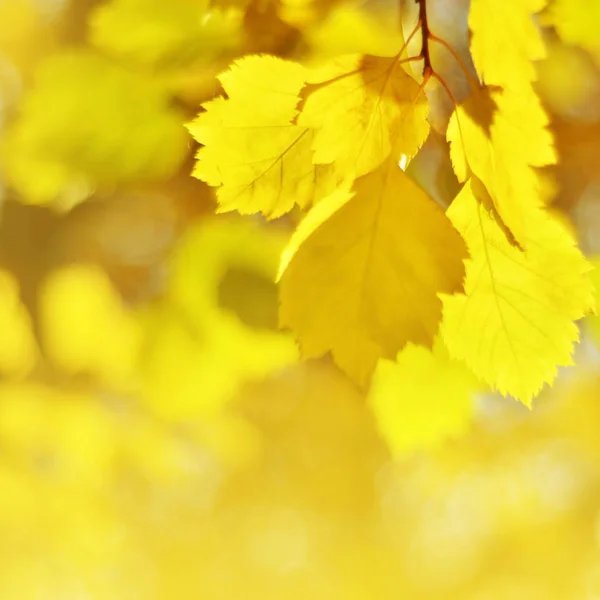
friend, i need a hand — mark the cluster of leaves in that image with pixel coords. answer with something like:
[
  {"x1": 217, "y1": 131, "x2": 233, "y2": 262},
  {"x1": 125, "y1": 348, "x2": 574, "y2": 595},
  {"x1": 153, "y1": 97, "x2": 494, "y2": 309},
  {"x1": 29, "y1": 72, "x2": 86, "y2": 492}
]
[{"x1": 188, "y1": 0, "x2": 599, "y2": 452}]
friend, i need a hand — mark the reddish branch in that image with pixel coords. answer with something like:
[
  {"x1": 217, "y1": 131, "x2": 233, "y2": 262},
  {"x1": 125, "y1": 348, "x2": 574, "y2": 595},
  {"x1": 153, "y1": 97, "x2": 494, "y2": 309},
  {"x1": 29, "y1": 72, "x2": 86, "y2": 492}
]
[
  {"x1": 410, "y1": 0, "x2": 478, "y2": 101},
  {"x1": 415, "y1": 0, "x2": 432, "y2": 77}
]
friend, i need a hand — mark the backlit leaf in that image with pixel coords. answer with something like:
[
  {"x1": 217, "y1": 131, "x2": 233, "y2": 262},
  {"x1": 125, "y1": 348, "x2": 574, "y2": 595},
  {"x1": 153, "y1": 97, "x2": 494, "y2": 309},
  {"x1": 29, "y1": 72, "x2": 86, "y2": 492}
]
[
  {"x1": 279, "y1": 159, "x2": 467, "y2": 386},
  {"x1": 469, "y1": 0, "x2": 548, "y2": 88},
  {"x1": 439, "y1": 180, "x2": 595, "y2": 405},
  {"x1": 188, "y1": 55, "x2": 337, "y2": 218},
  {"x1": 447, "y1": 85, "x2": 556, "y2": 247},
  {"x1": 299, "y1": 54, "x2": 429, "y2": 179}
]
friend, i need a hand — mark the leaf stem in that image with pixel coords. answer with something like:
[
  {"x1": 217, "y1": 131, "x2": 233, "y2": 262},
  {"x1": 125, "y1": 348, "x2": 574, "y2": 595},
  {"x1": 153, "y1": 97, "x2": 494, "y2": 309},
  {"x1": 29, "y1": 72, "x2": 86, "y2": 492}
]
[
  {"x1": 399, "y1": 17, "x2": 422, "y2": 60},
  {"x1": 411, "y1": 0, "x2": 480, "y2": 95},
  {"x1": 428, "y1": 33, "x2": 480, "y2": 92},
  {"x1": 399, "y1": 55, "x2": 425, "y2": 66},
  {"x1": 431, "y1": 71, "x2": 458, "y2": 111}
]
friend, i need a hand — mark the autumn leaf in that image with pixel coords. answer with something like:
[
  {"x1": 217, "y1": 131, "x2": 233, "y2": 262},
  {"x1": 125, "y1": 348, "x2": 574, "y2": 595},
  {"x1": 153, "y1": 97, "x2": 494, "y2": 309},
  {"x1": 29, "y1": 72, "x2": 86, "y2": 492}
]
[
  {"x1": 448, "y1": 84, "x2": 556, "y2": 248},
  {"x1": 439, "y1": 180, "x2": 595, "y2": 406},
  {"x1": 469, "y1": 0, "x2": 548, "y2": 88},
  {"x1": 188, "y1": 55, "x2": 337, "y2": 218},
  {"x1": 279, "y1": 159, "x2": 467, "y2": 386},
  {"x1": 368, "y1": 339, "x2": 478, "y2": 458},
  {"x1": 299, "y1": 54, "x2": 429, "y2": 179}
]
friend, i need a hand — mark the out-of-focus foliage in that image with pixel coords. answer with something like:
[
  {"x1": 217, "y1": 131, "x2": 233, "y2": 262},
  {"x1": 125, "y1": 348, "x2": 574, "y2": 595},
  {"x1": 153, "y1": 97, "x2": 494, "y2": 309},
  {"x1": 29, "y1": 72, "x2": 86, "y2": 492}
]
[
  {"x1": 0, "y1": 270, "x2": 37, "y2": 376},
  {"x1": 299, "y1": 3, "x2": 403, "y2": 58},
  {"x1": 546, "y1": 0, "x2": 600, "y2": 69},
  {"x1": 89, "y1": 0, "x2": 243, "y2": 70},
  {"x1": 40, "y1": 264, "x2": 141, "y2": 389},
  {"x1": 0, "y1": 0, "x2": 57, "y2": 89},
  {"x1": 2, "y1": 0, "x2": 600, "y2": 598},
  {"x1": 140, "y1": 217, "x2": 298, "y2": 420},
  {"x1": 1, "y1": 50, "x2": 188, "y2": 208}
]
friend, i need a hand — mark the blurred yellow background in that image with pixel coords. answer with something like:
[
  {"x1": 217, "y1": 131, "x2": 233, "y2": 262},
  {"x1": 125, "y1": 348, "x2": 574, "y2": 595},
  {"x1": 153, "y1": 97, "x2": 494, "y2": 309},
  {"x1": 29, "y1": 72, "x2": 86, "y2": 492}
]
[{"x1": 2, "y1": 0, "x2": 600, "y2": 598}]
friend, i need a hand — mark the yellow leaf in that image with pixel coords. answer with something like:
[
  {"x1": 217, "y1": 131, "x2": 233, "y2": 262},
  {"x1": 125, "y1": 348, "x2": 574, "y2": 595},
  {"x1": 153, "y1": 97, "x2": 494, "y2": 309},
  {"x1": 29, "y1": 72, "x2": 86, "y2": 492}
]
[
  {"x1": 89, "y1": 0, "x2": 242, "y2": 69},
  {"x1": 0, "y1": 50, "x2": 188, "y2": 208},
  {"x1": 0, "y1": 270, "x2": 38, "y2": 377},
  {"x1": 188, "y1": 55, "x2": 337, "y2": 218},
  {"x1": 546, "y1": 0, "x2": 600, "y2": 68},
  {"x1": 439, "y1": 180, "x2": 594, "y2": 406},
  {"x1": 469, "y1": 0, "x2": 548, "y2": 87},
  {"x1": 279, "y1": 159, "x2": 467, "y2": 386},
  {"x1": 447, "y1": 85, "x2": 556, "y2": 247},
  {"x1": 368, "y1": 339, "x2": 478, "y2": 458},
  {"x1": 299, "y1": 54, "x2": 429, "y2": 179},
  {"x1": 40, "y1": 264, "x2": 141, "y2": 390}
]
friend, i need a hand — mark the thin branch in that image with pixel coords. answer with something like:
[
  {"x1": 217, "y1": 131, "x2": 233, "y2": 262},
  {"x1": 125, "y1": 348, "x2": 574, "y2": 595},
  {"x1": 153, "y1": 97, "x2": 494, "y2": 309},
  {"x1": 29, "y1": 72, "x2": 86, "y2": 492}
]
[{"x1": 415, "y1": 0, "x2": 432, "y2": 76}]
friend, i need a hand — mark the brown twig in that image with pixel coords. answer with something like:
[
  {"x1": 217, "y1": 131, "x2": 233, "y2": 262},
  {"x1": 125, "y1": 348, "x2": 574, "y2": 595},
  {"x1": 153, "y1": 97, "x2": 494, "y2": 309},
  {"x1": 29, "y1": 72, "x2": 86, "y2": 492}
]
[{"x1": 415, "y1": 0, "x2": 432, "y2": 77}]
